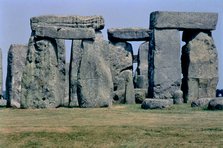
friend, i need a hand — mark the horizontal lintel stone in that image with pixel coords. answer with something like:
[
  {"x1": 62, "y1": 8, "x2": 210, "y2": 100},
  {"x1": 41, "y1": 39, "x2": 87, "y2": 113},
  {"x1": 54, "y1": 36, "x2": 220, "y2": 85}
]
[
  {"x1": 150, "y1": 11, "x2": 218, "y2": 30},
  {"x1": 107, "y1": 28, "x2": 150, "y2": 41},
  {"x1": 31, "y1": 15, "x2": 105, "y2": 31},
  {"x1": 33, "y1": 26, "x2": 95, "y2": 39}
]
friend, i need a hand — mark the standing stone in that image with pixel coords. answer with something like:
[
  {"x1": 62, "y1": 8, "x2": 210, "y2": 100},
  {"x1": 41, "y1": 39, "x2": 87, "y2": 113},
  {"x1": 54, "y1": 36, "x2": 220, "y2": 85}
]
[
  {"x1": 136, "y1": 41, "x2": 149, "y2": 89},
  {"x1": 77, "y1": 33, "x2": 113, "y2": 108},
  {"x1": 182, "y1": 31, "x2": 218, "y2": 102},
  {"x1": 69, "y1": 40, "x2": 82, "y2": 107},
  {"x1": 21, "y1": 37, "x2": 63, "y2": 108},
  {"x1": 6, "y1": 45, "x2": 28, "y2": 108},
  {"x1": 149, "y1": 29, "x2": 181, "y2": 99},
  {"x1": 0, "y1": 48, "x2": 2, "y2": 99}
]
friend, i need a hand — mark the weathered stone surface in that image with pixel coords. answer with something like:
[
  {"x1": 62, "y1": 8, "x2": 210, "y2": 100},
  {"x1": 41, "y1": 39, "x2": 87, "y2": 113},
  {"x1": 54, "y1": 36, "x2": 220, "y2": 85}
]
[
  {"x1": 148, "y1": 29, "x2": 181, "y2": 99},
  {"x1": 113, "y1": 70, "x2": 135, "y2": 104},
  {"x1": 34, "y1": 27, "x2": 95, "y2": 40},
  {"x1": 77, "y1": 34, "x2": 113, "y2": 108},
  {"x1": 191, "y1": 98, "x2": 213, "y2": 108},
  {"x1": 108, "y1": 28, "x2": 150, "y2": 41},
  {"x1": 0, "y1": 48, "x2": 2, "y2": 98},
  {"x1": 69, "y1": 40, "x2": 82, "y2": 107},
  {"x1": 134, "y1": 75, "x2": 145, "y2": 89},
  {"x1": 150, "y1": 11, "x2": 218, "y2": 30},
  {"x1": 6, "y1": 45, "x2": 28, "y2": 108},
  {"x1": 182, "y1": 31, "x2": 218, "y2": 102},
  {"x1": 208, "y1": 98, "x2": 223, "y2": 110},
  {"x1": 21, "y1": 37, "x2": 64, "y2": 108},
  {"x1": 31, "y1": 15, "x2": 105, "y2": 31},
  {"x1": 63, "y1": 63, "x2": 70, "y2": 107},
  {"x1": 141, "y1": 99, "x2": 173, "y2": 109},
  {"x1": 173, "y1": 90, "x2": 183, "y2": 104},
  {"x1": 135, "y1": 89, "x2": 147, "y2": 104},
  {"x1": 136, "y1": 41, "x2": 149, "y2": 89},
  {"x1": 0, "y1": 99, "x2": 6, "y2": 107}
]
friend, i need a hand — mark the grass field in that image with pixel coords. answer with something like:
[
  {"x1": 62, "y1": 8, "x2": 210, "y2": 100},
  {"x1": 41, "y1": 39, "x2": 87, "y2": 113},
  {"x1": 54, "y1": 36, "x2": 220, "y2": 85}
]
[{"x1": 0, "y1": 104, "x2": 223, "y2": 148}]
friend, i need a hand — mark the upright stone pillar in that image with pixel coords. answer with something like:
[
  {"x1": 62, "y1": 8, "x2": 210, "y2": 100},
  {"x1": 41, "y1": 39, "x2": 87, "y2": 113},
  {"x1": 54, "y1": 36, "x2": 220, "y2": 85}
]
[
  {"x1": 6, "y1": 45, "x2": 28, "y2": 108},
  {"x1": 0, "y1": 48, "x2": 2, "y2": 99},
  {"x1": 149, "y1": 29, "x2": 181, "y2": 99}
]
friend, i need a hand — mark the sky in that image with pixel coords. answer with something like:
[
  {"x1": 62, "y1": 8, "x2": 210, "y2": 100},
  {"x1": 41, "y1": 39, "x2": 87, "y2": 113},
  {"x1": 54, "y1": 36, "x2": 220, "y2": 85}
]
[{"x1": 0, "y1": 0, "x2": 223, "y2": 89}]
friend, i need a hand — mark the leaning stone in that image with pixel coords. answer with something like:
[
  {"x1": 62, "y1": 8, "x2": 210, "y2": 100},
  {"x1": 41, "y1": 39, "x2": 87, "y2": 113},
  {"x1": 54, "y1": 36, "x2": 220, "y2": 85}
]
[
  {"x1": 34, "y1": 26, "x2": 95, "y2": 40},
  {"x1": 21, "y1": 37, "x2": 64, "y2": 108},
  {"x1": 141, "y1": 99, "x2": 173, "y2": 109},
  {"x1": 77, "y1": 38, "x2": 113, "y2": 108},
  {"x1": 108, "y1": 28, "x2": 150, "y2": 41},
  {"x1": 150, "y1": 11, "x2": 218, "y2": 30},
  {"x1": 31, "y1": 15, "x2": 105, "y2": 31},
  {"x1": 6, "y1": 44, "x2": 28, "y2": 108},
  {"x1": 191, "y1": 98, "x2": 213, "y2": 108},
  {"x1": 148, "y1": 29, "x2": 181, "y2": 99},
  {"x1": 208, "y1": 98, "x2": 223, "y2": 110}
]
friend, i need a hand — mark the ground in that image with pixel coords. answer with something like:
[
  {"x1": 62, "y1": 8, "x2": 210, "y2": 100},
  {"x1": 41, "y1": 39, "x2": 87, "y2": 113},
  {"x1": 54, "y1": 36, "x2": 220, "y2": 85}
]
[{"x1": 0, "y1": 104, "x2": 222, "y2": 148}]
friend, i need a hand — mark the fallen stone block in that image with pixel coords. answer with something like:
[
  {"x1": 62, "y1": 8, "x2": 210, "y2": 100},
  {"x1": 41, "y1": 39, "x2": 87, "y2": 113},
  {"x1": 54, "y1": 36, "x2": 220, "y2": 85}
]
[
  {"x1": 31, "y1": 15, "x2": 105, "y2": 31},
  {"x1": 191, "y1": 98, "x2": 213, "y2": 108},
  {"x1": 108, "y1": 28, "x2": 150, "y2": 41},
  {"x1": 0, "y1": 99, "x2": 6, "y2": 107},
  {"x1": 208, "y1": 98, "x2": 223, "y2": 110},
  {"x1": 135, "y1": 89, "x2": 147, "y2": 104},
  {"x1": 150, "y1": 11, "x2": 218, "y2": 30},
  {"x1": 141, "y1": 99, "x2": 173, "y2": 109}
]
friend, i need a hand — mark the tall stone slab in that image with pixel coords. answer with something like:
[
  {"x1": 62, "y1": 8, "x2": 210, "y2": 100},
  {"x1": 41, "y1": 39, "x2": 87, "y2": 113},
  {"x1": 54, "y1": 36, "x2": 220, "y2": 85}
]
[
  {"x1": 149, "y1": 29, "x2": 181, "y2": 99},
  {"x1": 21, "y1": 36, "x2": 64, "y2": 108},
  {"x1": 136, "y1": 41, "x2": 149, "y2": 89},
  {"x1": 69, "y1": 40, "x2": 83, "y2": 107},
  {"x1": 150, "y1": 11, "x2": 218, "y2": 30},
  {"x1": 77, "y1": 32, "x2": 113, "y2": 108},
  {"x1": 182, "y1": 31, "x2": 218, "y2": 102},
  {"x1": 0, "y1": 48, "x2": 2, "y2": 99},
  {"x1": 6, "y1": 45, "x2": 28, "y2": 108}
]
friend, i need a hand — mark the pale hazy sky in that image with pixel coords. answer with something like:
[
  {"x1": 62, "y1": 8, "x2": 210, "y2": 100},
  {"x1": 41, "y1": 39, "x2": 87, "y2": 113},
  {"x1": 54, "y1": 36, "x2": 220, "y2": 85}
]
[{"x1": 0, "y1": 0, "x2": 222, "y2": 89}]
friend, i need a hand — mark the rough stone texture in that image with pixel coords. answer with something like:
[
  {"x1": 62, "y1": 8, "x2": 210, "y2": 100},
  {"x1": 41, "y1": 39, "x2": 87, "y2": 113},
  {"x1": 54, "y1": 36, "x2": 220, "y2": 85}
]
[
  {"x1": 31, "y1": 15, "x2": 105, "y2": 31},
  {"x1": 77, "y1": 33, "x2": 113, "y2": 108},
  {"x1": 69, "y1": 40, "x2": 83, "y2": 107},
  {"x1": 108, "y1": 28, "x2": 150, "y2": 41},
  {"x1": 21, "y1": 37, "x2": 64, "y2": 108},
  {"x1": 148, "y1": 29, "x2": 181, "y2": 99},
  {"x1": 191, "y1": 98, "x2": 213, "y2": 108},
  {"x1": 0, "y1": 48, "x2": 2, "y2": 98},
  {"x1": 134, "y1": 75, "x2": 145, "y2": 88},
  {"x1": 0, "y1": 99, "x2": 6, "y2": 107},
  {"x1": 6, "y1": 45, "x2": 28, "y2": 108},
  {"x1": 150, "y1": 11, "x2": 218, "y2": 30},
  {"x1": 113, "y1": 70, "x2": 135, "y2": 104},
  {"x1": 182, "y1": 31, "x2": 218, "y2": 102},
  {"x1": 63, "y1": 63, "x2": 70, "y2": 107},
  {"x1": 141, "y1": 99, "x2": 173, "y2": 109},
  {"x1": 208, "y1": 98, "x2": 223, "y2": 110},
  {"x1": 136, "y1": 41, "x2": 149, "y2": 89},
  {"x1": 135, "y1": 89, "x2": 147, "y2": 104},
  {"x1": 34, "y1": 27, "x2": 95, "y2": 40},
  {"x1": 173, "y1": 90, "x2": 183, "y2": 104}
]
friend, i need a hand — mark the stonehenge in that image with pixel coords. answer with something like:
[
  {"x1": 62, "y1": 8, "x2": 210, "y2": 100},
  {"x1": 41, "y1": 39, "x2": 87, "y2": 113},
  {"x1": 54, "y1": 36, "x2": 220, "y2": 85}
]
[{"x1": 3, "y1": 11, "x2": 220, "y2": 109}]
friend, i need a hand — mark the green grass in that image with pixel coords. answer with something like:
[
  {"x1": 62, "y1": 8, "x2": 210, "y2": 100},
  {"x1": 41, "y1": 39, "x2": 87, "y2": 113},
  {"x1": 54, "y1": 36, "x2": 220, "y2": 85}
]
[{"x1": 0, "y1": 104, "x2": 223, "y2": 148}]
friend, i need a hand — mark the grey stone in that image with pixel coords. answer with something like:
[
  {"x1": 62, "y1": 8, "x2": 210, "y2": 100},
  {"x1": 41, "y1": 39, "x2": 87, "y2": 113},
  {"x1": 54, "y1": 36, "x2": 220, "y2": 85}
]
[
  {"x1": 135, "y1": 89, "x2": 147, "y2": 104},
  {"x1": 113, "y1": 70, "x2": 135, "y2": 104},
  {"x1": 150, "y1": 11, "x2": 218, "y2": 30},
  {"x1": 31, "y1": 15, "x2": 105, "y2": 31},
  {"x1": 148, "y1": 29, "x2": 181, "y2": 99},
  {"x1": 34, "y1": 27, "x2": 95, "y2": 40},
  {"x1": 0, "y1": 48, "x2": 2, "y2": 98},
  {"x1": 182, "y1": 32, "x2": 218, "y2": 102},
  {"x1": 108, "y1": 28, "x2": 150, "y2": 41},
  {"x1": 173, "y1": 90, "x2": 183, "y2": 104},
  {"x1": 77, "y1": 35, "x2": 113, "y2": 108},
  {"x1": 141, "y1": 99, "x2": 173, "y2": 109},
  {"x1": 191, "y1": 98, "x2": 213, "y2": 108},
  {"x1": 137, "y1": 41, "x2": 149, "y2": 89},
  {"x1": 69, "y1": 40, "x2": 83, "y2": 107},
  {"x1": 21, "y1": 37, "x2": 64, "y2": 108},
  {"x1": 208, "y1": 98, "x2": 223, "y2": 110},
  {"x1": 0, "y1": 99, "x2": 6, "y2": 107},
  {"x1": 6, "y1": 44, "x2": 28, "y2": 108},
  {"x1": 63, "y1": 63, "x2": 70, "y2": 107},
  {"x1": 135, "y1": 75, "x2": 145, "y2": 89}
]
